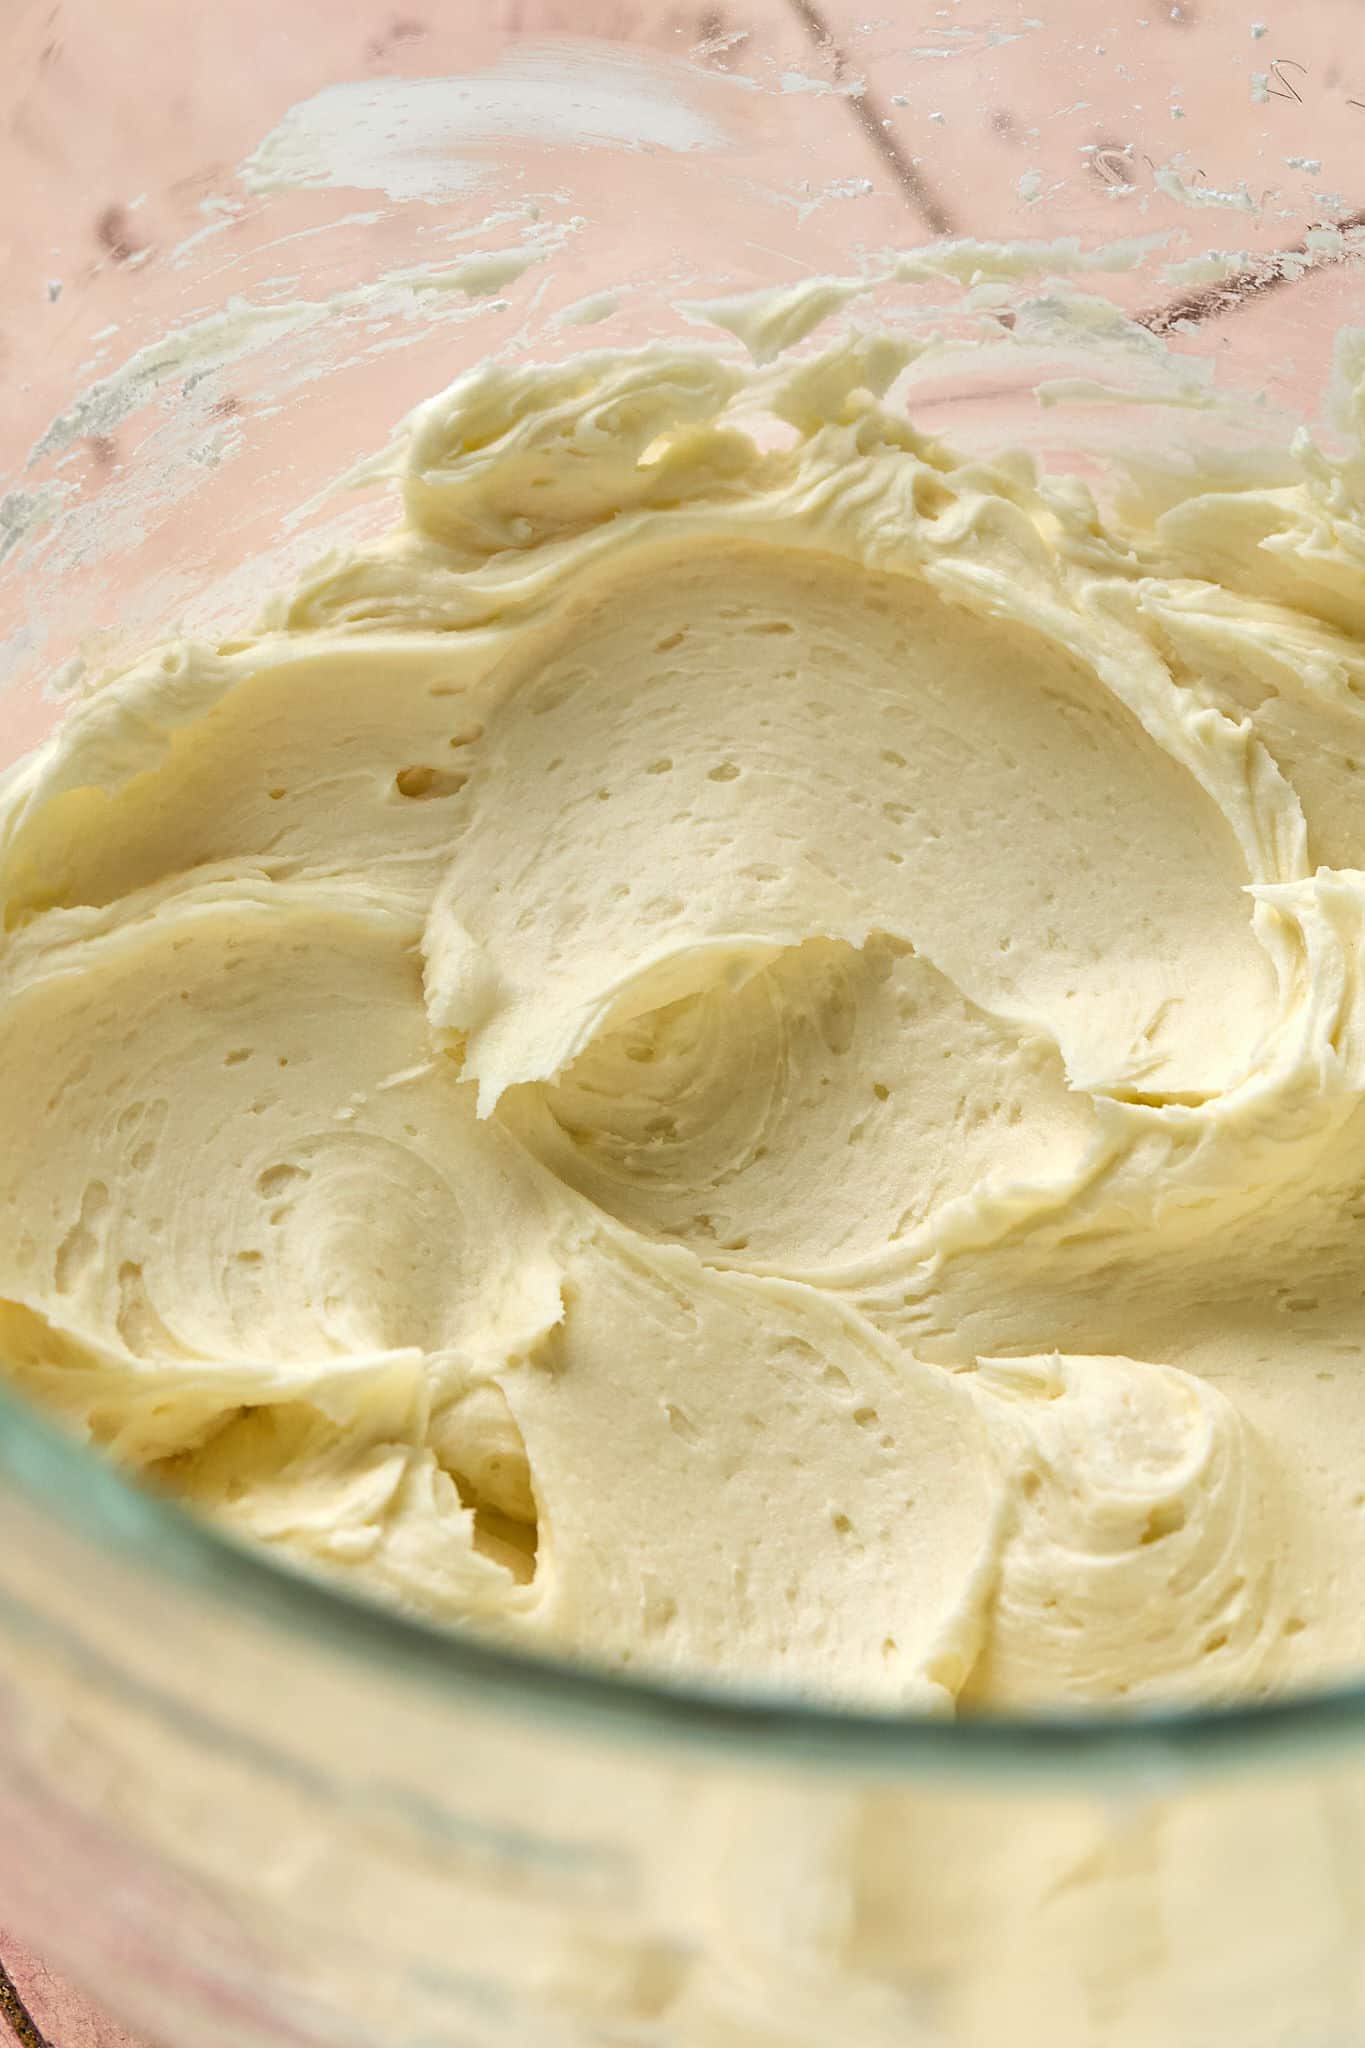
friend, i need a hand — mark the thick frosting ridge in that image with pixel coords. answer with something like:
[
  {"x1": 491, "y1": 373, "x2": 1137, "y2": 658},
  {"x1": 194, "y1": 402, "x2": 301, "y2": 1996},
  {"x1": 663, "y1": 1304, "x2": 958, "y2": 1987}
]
[{"x1": 4, "y1": 335, "x2": 1365, "y2": 1709}]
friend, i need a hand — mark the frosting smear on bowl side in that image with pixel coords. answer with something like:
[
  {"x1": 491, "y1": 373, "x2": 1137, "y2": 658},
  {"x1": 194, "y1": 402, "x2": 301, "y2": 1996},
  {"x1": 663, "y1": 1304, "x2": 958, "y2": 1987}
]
[{"x1": 4, "y1": 335, "x2": 1365, "y2": 1711}]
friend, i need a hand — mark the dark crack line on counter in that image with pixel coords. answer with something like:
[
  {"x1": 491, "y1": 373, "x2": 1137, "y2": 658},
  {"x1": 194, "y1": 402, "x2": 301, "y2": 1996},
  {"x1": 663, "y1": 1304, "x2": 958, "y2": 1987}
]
[
  {"x1": 1136, "y1": 208, "x2": 1365, "y2": 333},
  {"x1": 776, "y1": 2, "x2": 1362, "y2": 337},
  {"x1": 0, "y1": 1955, "x2": 50, "y2": 2048},
  {"x1": 782, "y1": 0, "x2": 956, "y2": 236}
]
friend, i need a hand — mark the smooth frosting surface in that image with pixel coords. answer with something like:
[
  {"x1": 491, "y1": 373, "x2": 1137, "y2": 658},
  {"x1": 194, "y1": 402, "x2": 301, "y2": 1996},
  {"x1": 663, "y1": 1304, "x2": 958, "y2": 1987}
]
[{"x1": 4, "y1": 335, "x2": 1365, "y2": 1709}]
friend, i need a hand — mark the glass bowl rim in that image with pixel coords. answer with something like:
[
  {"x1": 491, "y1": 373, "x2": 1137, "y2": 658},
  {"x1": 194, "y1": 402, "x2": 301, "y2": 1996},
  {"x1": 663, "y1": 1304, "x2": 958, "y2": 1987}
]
[{"x1": 4, "y1": 1375, "x2": 1363, "y2": 1782}]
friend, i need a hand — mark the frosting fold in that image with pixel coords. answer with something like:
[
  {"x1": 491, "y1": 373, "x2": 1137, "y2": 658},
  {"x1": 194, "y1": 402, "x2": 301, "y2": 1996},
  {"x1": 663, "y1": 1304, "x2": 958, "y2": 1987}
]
[{"x1": 5, "y1": 339, "x2": 1365, "y2": 1707}]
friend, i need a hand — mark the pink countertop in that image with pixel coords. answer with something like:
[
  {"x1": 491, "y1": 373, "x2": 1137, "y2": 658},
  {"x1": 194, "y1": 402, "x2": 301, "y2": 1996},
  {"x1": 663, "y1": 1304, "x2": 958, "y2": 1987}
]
[{"x1": 0, "y1": 1931, "x2": 141, "y2": 2048}]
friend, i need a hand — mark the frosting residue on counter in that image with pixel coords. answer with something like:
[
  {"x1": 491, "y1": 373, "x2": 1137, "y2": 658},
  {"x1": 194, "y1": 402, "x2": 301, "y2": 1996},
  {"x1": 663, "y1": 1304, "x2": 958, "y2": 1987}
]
[{"x1": 3, "y1": 332, "x2": 1365, "y2": 1710}]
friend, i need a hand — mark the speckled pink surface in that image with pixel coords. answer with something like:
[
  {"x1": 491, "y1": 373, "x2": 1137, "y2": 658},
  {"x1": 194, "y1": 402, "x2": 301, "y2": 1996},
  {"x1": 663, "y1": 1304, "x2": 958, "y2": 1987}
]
[
  {"x1": 3, "y1": 0, "x2": 1361, "y2": 2041},
  {"x1": 0, "y1": 1928, "x2": 144, "y2": 2047}
]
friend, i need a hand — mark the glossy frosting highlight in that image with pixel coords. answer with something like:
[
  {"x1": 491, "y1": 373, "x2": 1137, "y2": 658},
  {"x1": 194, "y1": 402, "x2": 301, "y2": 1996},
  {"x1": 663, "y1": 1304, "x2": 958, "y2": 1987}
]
[{"x1": 3, "y1": 335, "x2": 1365, "y2": 1709}]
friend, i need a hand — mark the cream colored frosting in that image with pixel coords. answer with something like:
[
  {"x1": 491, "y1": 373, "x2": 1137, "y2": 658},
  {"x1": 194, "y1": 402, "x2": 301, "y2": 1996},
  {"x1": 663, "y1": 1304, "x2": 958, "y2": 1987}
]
[{"x1": 4, "y1": 334, "x2": 1365, "y2": 1710}]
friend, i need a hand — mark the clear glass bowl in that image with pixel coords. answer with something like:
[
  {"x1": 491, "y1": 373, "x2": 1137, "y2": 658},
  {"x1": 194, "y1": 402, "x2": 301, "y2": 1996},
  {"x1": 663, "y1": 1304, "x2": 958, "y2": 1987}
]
[{"x1": 4, "y1": 4, "x2": 1365, "y2": 2044}]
